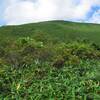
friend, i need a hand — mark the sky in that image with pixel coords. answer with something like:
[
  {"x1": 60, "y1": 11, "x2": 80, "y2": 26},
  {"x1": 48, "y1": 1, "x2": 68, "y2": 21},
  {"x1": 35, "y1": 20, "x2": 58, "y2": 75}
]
[{"x1": 0, "y1": 0, "x2": 100, "y2": 26}]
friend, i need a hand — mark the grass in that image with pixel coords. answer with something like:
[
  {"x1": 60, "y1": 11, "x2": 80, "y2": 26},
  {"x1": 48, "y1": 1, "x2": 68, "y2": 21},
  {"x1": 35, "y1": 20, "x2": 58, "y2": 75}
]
[
  {"x1": 0, "y1": 20, "x2": 100, "y2": 45},
  {"x1": 0, "y1": 21, "x2": 100, "y2": 99},
  {"x1": 0, "y1": 60, "x2": 100, "y2": 99}
]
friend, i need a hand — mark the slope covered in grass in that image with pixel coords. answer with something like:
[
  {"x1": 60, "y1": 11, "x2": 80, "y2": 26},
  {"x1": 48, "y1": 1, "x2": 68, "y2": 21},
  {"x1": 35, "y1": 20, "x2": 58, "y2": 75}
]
[
  {"x1": 0, "y1": 21, "x2": 100, "y2": 99},
  {"x1": 0, "y1": 20, "x2": 100, "y2": 44}
]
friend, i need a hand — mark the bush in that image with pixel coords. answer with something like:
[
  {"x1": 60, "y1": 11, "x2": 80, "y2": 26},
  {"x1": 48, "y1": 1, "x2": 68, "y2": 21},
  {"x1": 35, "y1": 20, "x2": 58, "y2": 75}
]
[
  {"x1": 65, "y1": 41, "x2": 100, "y2": 59},
  {"x1": 16, "y1": 37, "x2": 44, "y2": 49},
  {"x1": 1, "y1": 37, "x2": 45, "y2": 68},
  {"x1": 67, "y1": 55, "x2": 80, "y2": 65},
  {"x1": 5, "y1": 52, "x2": 22, "y2": 68},
  {"x1": 1, "y1": 37, "x2": 100, "y2": 68},
  {"x1": 52, "y1": 55, "x2": 65, "y2": 68}
]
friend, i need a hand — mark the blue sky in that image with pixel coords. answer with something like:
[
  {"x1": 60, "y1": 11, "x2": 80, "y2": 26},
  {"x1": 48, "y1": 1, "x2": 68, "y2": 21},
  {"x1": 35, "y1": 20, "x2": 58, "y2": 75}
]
[
  {"x1": 0, "y1": 0, "x2": 100, "y2": 25},
  {"x1": 0, "y1": 1, "x2": 4, "y2": 25}
]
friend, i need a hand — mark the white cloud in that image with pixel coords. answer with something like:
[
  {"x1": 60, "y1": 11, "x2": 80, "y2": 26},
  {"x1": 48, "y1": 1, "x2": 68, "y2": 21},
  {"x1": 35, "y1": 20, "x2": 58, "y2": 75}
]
[
  {"x1": 88, "y1": 10, "x2": 100, "y2": 24},
  {"x1": 4, "y1": 0, "x2": 100, "y2": 25}
]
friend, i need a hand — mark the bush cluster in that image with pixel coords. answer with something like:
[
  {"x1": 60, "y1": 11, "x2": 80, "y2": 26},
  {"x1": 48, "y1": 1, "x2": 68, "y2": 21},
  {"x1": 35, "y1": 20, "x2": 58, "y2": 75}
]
[
  {"x1": 0, "y1": 37, "x2": 100, "y2": 99},
  {"x1": 0, "y1": 37, "x2": 100, "y2": 68}
]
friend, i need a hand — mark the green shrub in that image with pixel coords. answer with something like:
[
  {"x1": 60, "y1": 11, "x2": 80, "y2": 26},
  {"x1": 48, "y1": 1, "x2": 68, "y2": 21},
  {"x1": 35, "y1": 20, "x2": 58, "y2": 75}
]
[
  {"x1": 65, "y1": 41, "x2": 100, "y2": 59},
  {"x1": 52, "y1": 55, "x2": 65, "y2": 68},
  {"x1": 67, "y1": 55, "x2": 80, "y2": 65},
  {"x1": 5, "y1": 52, "x2": 22, "y2": 68}
]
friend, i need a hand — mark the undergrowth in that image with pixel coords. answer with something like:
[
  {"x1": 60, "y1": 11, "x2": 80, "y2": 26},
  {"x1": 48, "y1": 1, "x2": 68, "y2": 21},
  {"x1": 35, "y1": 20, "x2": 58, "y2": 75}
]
[{"x1": 0, "y1": 37, "x2": 100, "y2": 100}]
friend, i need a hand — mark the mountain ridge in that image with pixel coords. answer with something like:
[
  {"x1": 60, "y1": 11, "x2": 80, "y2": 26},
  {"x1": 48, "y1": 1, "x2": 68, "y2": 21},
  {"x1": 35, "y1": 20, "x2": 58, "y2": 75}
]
[{"x1": 0, "y1": 20, "x2": 100, "y2": 45}]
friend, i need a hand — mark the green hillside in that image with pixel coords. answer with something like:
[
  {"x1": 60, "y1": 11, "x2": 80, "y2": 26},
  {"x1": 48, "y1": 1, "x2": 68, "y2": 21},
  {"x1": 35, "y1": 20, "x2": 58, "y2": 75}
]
[
  {"x1": 0, "y1": 20, "x2": 100, "y2": 44},
  {"x1": 0, "y1": 21, "x2": 100, "y2": 99}
]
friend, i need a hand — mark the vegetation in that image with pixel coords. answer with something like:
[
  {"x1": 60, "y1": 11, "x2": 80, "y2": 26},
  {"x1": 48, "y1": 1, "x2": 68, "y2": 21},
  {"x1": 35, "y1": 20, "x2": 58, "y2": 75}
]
[
  {"x1": 0, "y1": 21, "x2": 100, "y2": 45},
  {"x1": 0, "y1": 21, "x2": 100, "y2": 99}
]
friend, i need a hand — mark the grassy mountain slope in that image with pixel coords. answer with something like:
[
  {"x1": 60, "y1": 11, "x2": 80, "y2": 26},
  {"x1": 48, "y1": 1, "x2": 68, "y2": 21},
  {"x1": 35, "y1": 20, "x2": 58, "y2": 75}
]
[
  {"x1": 0, "y1": 21, "x2": 100, "y2": 99},
  {"x1": 0, "y1": 20, "x2": 100, "y2": 44}
]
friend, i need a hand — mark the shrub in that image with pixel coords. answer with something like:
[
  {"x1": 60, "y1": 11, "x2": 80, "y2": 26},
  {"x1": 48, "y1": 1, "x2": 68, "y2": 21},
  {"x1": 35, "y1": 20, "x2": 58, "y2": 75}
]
[
  {"x1": 52, "y1": 55, "x2": 65, "y2": 68},
  {"x1": 5, "y1": 52, "x2": 22, "y2": 68},
  {"x1": 0, "y1": 47, "x2": 5, "y2": 57},
  {"x1": 16, "y1": 37, "x2": 44, "y2": 49},
  {"x1": 66, "y1": 41, "x2": 100, "y2": 59},
  {"x1": 67, "y1": 55, "x2": 80, "y2": 65},
  {"x1": 37, "y1": 48, "x2": 54, "y2": 61},
  {"x1": 21, "y1": 45, "x2": 36, "y2": 56}
]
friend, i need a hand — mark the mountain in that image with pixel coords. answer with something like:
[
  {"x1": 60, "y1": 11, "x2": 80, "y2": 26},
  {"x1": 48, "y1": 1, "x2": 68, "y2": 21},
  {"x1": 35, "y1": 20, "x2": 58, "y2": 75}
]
[
  {"x1": 1, "y1": 21, "x2": 100, "y2": 99},
  {"x1": 0, "y1": 20, "x2": 100, "y2": 45}
]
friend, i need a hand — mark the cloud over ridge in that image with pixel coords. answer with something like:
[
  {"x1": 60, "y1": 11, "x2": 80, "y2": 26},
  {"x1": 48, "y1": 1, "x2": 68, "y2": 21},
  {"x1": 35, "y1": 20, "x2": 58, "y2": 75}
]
[{"x1": 3, "y1": 0, "x2": 100, "y2": 25}]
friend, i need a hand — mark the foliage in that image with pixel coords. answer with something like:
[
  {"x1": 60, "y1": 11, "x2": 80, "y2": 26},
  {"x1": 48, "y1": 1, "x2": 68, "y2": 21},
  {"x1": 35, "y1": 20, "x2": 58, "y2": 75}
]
[
  {"x1": 0, "y1": 20, "x2": 100, "y2": 99},
  {"x1": 0, "y1": 60, "x2": 100, "y2": 100},
  {"x1": 0, "y1": 36, "x2": 100, "y2": 100},
  {"x1": 0, "y1": 21, "x2": 100, "y2": 45}
]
